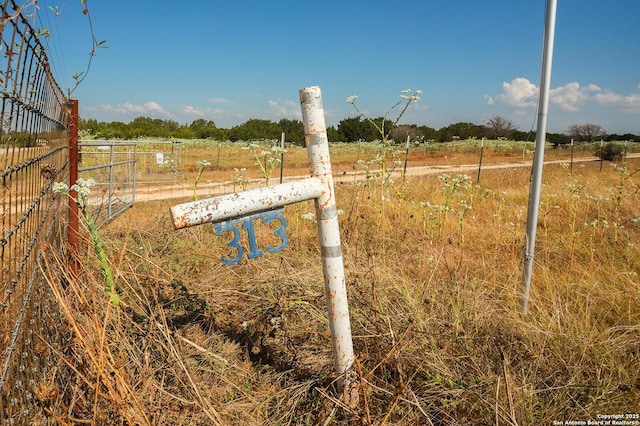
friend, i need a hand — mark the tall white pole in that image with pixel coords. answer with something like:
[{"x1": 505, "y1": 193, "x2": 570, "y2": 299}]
[
  {"x1": 522, "y1": 0, "x2": 558, "y2": 315},
  {"x1": 299, "y1": 86, "x2": 356, "y2": 380}
]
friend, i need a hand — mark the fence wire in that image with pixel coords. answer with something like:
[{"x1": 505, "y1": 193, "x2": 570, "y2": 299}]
[{"x1": 1, "y1": 1, "x2": 70, "y2": 424}]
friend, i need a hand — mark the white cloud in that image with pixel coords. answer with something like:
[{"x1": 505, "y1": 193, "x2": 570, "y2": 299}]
[
  {"x1": 495, "y1": 77, "x2": 538, "y2": 108},
  {"x1": 207, "y1": 97, "x2": 230, "y2": 103},
  {"x1": 116, "y1": 101, "x2": 169, "y2": 116},
  {"x1": 549, "y1": 82, "x2": 600, "y2": 112},
  {"x1": 488, "y1": 78, "x2": 640, "y2": 115},
  {"x1": 182, "y1": 105, "x2": 205, "y2": 116},
  {"x1": 593, "y1": 88, "x2": 640, "y2": 113},
  {"x1": 267, "y1": 99, "x2": 300, "y2": 120},
  {"x1": 177, "y1": 106, "x2": 232, "y2": 126}
]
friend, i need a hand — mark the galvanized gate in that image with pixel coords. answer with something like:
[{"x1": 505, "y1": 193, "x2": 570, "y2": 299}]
[{"x1": 77, "y1": 140, "x2": 178, "y2": 222}]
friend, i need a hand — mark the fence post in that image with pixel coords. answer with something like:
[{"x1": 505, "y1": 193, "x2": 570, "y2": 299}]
[
  {"x1": 599, "y1": 139, "x2": 604, "y2": 171},
  {"x1": 279, "y1": 132, "x2": 285, "y2": 184},
  {"x1": 402, "y1": 135, "x2": 410, "y2": 182},
  {"x1": 299, "y1": 86, "x2": 356, "y2": 400},
  {"x1": 477, "y1": 137, "x2": 485, "y2": 184},
  {"x1": 570, "y1": 139, "x2": 574, "y2": 172},
  {"x1": 169, "y1": 87, "x2": 358, "y2": 406},
  {"x1": 68, "y1": 99, "x2": 80, "y2": 276}
]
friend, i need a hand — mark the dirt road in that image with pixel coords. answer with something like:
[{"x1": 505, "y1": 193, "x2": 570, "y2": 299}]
[{"x1": 135, "y1": 153, "x2": 640, "y2": 203}]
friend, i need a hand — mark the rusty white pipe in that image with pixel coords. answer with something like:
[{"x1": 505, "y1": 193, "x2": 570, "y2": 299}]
[
  {"x1": 170, "y1": 177, "x2": 323, "y2": 229},
  {"x1": 300, "y1": 86, "x2": 355, "y2": 378}
]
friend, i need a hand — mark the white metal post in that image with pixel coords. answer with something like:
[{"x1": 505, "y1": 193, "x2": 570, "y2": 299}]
[
  {"x1": 477, "y1": 137, "x2": 485, "y2": 184},
  {"x1": 279, "y1": 132, "x2": 285, "y2": 184},
  {"x1": 522, "y1": 0, "x2": 557, "y2": 315},
  {"x1": 169, "y1": 87, "x2": 356, "y2": 402},
  {"x1": 170, "y1": 178, "x2": 323, "y2": 228},
  {"x1": 299, "y1": 86, "x2": 355, "y2": 379}
]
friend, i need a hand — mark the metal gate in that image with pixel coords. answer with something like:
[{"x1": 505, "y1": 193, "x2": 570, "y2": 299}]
[
  {"x1": 78, "y1": 141, "x2": 137, "y2": 222},
  {"x1": 78, "y1": 140, "x2": 178, "y2": 222}
]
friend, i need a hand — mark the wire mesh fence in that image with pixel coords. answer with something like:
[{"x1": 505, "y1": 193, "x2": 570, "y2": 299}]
[{"x1": 1, "y1": 2, "x2": 70, "y2": 424}]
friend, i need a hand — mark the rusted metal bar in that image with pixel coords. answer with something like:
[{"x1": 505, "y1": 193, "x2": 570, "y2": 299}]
[
  {"x1": 170, "y1": 177, "x2": 323, "y2": 229},
  {"x1": 300, "y1": 86, "x2": 356, "y2": 390},
  {"x1": 68, "y1": 99, "x2": 80, "y2": 276}
]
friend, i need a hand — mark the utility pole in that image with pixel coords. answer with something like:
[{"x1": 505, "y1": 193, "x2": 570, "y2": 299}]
[{"x1": 522, "y1": 0, "x2": 558, "y2": 315}]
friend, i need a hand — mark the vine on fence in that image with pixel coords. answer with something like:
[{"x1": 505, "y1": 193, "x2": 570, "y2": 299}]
[{"x1": 53, "y1": 179, "x2": 119, "y2": 305}]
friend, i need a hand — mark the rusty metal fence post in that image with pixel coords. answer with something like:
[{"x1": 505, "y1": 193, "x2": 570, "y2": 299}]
[
  {"x1": 170, "y1": 86, "x2": 357, "y2": 403},
  {"x1": 68, "y1": 99, "x2": 80, "y2": 276}
]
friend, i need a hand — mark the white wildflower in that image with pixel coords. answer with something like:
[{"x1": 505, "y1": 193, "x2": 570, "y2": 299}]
[
  {"x1": 346, "y1": 95, "x2": 358, "y2": 104},
  {"x1": 70, "y1": 178, "x2": 96, "y2": 199},
  {"x1": 300, "y1": 212, "x2": 316, "y2": 223},
  {"x1": 52, "y1": 181, "x2": 69, "y2": 194}
]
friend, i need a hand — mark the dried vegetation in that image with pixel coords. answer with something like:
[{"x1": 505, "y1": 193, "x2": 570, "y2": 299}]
[{"x1": 41, "y1": 144, "x2": 640, "y2": 424}]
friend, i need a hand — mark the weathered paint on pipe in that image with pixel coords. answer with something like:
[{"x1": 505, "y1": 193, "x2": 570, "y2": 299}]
[
  {"x1": 170, "y1": 177, "x2": 323, "y2": 229},
  {"x1": 300, "y1": 86, "x2": 355, "y2": 378}
]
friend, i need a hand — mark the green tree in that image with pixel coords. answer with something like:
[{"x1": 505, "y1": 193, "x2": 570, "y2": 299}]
[
  {"x1": 337, "y1": 116, "x2": 379, "y2": 142},
  {"x1": 512, "y1": 130, "x2": 533, "y2": 142},
  {"x1": 443, "y1": 122, "x2": 485, "y2": 140},
  {"x1": 174, "y1": 126, "x2": 196, "y2": 139},
  {"x1": 566, "y1": 123, "x2": 607, "y2": 142},
  {"x1": 326, "y1": 125, "x2": 343, "y2": 143},
  {"x1": 417, "y1": 125, "x2": 439, "y2": 141},
  {"x1": 485, "y1": 116, "x2": 517, "y2": 139},
  {"x1": 82, "y1": 118, "x2": 105, "y2": 136},
  {"x1": 228, "y1": 119, "x2": 282, "y2": 141},
  {"x1": 102, "y1": 121, "x2": 130, "y2": 139},
  {"x1": 190, "y1": 119, "x2": 218, "y2": 139},
  {"x1": 439, "y1": 128, "x2": 454, "y2": 142},
  {"x1": 548, "y1": 132, "x2": 571, "y2": 147},
  {"x1": 389, "y1": 124, "x2": 432, "y2": 143},
  {"x1": 278, "y1": 118, "x2": 305, "y2": 145}
]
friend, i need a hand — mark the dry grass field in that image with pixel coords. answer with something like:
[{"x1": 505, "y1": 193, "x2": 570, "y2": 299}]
[{"x1": 42, "y1": 141, "x2": 639, "y2": 425}]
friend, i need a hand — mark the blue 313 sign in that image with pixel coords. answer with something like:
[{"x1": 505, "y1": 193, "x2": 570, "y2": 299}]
[{"x1": 212, "y1": 208, "x2": 288, "y2": 265}]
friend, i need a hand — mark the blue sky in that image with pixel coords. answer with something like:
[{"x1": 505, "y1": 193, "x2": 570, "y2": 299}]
[{"x1": 40, "y1": 0, "x2": 640, "y2": 134}]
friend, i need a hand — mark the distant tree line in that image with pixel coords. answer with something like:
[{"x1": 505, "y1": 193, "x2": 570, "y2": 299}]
[{"x1": 80, "y1": 116, "x2": 640, "y2": 145}]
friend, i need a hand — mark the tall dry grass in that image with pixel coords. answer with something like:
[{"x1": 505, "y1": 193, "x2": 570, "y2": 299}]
[{"x1": 41, "y1": 148, "x2": 639, "y2": 424}]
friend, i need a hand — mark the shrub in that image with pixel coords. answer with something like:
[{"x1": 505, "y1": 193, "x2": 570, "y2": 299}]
[{"x1": 595, "y1": 142, "x2": 624, "y2": 161}]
